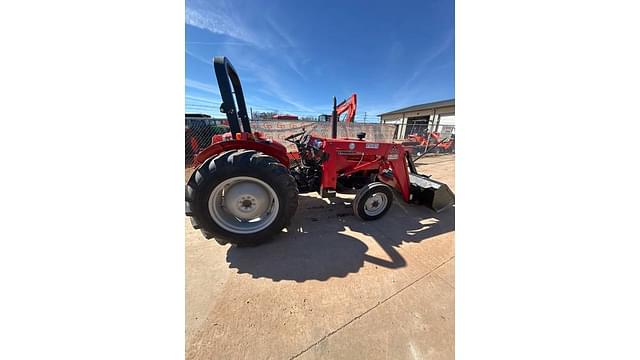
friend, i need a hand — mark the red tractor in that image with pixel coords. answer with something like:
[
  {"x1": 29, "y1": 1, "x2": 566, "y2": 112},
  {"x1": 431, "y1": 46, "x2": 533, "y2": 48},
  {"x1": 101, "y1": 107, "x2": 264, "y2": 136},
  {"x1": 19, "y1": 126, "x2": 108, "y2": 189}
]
[
  {"x1": 185, "y1": 57, "x2": 455, "y2": 246},
  {"x1": 405, "y1": 131, "x2": 455, "y2": 155}
]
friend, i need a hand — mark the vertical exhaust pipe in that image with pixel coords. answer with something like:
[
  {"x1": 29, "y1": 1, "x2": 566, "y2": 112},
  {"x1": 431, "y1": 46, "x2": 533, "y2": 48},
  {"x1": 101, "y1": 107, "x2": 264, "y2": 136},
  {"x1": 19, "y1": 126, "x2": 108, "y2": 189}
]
[{"x1": 331, "y1": 96, "x2": 337, "y2": 139}]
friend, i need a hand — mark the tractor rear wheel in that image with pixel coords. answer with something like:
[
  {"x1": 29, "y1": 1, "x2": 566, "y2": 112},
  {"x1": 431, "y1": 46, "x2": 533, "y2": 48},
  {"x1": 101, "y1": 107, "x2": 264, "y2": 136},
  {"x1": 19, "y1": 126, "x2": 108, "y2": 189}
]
[
  {"x1": 353, "y1": 182, "x2": 394, "y2": 221},
  {"x1": 185, "y1": 149, "x2": 298, "y2": 246}
]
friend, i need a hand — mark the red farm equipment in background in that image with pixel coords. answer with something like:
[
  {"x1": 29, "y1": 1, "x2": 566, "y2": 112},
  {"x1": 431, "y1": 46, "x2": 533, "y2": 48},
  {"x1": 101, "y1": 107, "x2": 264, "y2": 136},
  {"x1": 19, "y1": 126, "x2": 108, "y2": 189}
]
[
  {"x1": 185, "y1": 57, "x2": 455, "y2": 247},
  {"x1": 335, "y1": 93, "x2": 357, "y2": 123},
  {"x1": 272, "y1": 114, "x2": 299, "y2": 120},
  {"x1": 404, "y1": 131, "x2": 455, "y2": 155},
  {"x1": 317, "y1": 93, "x2": 357, "y2": 123}
]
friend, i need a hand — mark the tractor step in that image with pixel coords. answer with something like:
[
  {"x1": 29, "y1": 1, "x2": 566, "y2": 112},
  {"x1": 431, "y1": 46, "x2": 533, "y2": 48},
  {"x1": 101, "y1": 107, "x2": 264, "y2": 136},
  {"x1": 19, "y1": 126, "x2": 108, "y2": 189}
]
[{"x1": 409, "y1": 173, "x2": 455, "y2": 212}]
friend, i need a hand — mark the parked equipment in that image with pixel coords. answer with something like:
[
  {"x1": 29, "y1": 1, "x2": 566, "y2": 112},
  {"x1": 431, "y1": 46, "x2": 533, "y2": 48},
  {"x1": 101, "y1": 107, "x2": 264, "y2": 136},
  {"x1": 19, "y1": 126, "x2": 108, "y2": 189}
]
[
  {"x1": 185, "y1": 57, "x2": 455, "y2": 246},
  {"x1": 404, "y1": 131, "x2": 455, "y2": 155},
  {"x1": 318, "y1": 93, "x2": 357, "y2": 123},
  {"x1": 185, "y1": 114, "x2": 229, "y2": 165},
  {"x1": 335, "y1": 93, "x2": 357, "y2": 123},
  {"x1": 272, "y1": 114, "x2": 299, "y2": 120}
]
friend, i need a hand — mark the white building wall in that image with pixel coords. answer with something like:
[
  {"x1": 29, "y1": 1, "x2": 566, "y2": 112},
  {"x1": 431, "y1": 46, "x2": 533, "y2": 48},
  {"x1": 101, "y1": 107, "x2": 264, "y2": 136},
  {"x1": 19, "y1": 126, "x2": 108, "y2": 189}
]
[
  {"x1": 438, "y1": 114, "x2": 455, "y2": 125},
  {"x1": 381, "y1": 105, "x2": 455, "y2": 139}
]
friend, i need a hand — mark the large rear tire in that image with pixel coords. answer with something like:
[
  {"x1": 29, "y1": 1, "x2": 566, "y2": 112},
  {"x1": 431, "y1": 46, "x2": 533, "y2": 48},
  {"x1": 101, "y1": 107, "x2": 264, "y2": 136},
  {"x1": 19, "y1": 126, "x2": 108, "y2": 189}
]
[{"x1": 185, "y1": 149, "x2": 298, "y2": 246}]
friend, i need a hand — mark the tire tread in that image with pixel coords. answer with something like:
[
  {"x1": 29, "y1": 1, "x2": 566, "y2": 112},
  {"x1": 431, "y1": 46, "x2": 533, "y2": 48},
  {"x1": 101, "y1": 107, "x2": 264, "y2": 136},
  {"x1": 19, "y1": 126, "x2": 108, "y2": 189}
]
[{"x1": 185, "y1": 149, "x2": 298, "y2": 246}]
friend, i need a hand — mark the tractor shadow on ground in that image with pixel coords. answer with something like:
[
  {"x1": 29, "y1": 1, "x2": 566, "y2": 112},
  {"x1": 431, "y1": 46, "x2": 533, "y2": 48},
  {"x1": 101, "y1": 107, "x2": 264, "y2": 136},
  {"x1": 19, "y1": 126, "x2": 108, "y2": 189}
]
[{"x1": 225, "y1": 193, "x2": 455, "y2": 282}]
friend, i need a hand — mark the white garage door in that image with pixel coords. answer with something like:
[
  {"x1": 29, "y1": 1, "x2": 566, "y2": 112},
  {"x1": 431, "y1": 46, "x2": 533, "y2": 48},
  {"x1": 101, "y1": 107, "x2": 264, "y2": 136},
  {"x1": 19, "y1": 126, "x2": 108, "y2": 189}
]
[
  {"x1": 438, "y1": 114, "x2": 455, "y2": 138},
  {"x1": 439, "y1": 114, "x2": 455, "y2": 126}
]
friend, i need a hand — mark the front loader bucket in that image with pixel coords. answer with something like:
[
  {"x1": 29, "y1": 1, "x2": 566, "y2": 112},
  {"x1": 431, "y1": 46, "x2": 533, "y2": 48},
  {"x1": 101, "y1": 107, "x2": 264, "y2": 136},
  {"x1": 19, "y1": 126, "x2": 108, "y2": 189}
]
[{"x1": 409, "y1": 173, "x2": 455, "y2": 212}]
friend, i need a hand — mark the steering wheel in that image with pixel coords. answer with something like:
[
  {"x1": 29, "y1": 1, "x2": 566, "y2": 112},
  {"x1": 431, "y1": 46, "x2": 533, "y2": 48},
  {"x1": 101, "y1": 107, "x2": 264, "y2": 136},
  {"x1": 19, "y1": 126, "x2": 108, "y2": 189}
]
[{"x1": 284, "y1": 129, "x2": 309, "y2": 144}]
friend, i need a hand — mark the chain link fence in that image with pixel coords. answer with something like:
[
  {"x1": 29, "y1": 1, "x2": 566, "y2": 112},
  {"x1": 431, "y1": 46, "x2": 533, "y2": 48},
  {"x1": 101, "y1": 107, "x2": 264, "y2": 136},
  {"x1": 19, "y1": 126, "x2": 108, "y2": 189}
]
[
  {"x1": 185, "y1": 116, "x2": 229, "y2": 165},
  {"x1": 398, "y1": 123, "x2": 456, "y2": 157},
  {"x1": 185, "y1": 116, "x2": 454, "y2": 167}
]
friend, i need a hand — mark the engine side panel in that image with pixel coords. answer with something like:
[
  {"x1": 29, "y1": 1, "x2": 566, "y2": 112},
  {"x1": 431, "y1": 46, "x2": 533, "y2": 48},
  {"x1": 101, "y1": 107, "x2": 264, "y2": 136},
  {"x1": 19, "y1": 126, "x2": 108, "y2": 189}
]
[{"x1": 313, "y1": 137, "x2": 411, "y2": 202}]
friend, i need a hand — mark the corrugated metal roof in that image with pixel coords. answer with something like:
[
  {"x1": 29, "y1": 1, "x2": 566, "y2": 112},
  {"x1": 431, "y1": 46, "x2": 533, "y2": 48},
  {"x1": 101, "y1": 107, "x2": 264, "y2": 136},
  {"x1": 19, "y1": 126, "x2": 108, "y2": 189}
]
[{"x1": 378, "y1": 99, "x2": 455, "y2": 116}]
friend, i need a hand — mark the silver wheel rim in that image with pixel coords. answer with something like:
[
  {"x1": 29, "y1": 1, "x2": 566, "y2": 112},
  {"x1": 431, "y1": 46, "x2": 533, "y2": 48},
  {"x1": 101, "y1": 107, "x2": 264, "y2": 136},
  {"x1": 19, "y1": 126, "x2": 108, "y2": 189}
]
[
  {"x1": 363, "y1": 192, "x2": 388, "y2": 216},
  {"x1": 208, "y1": 176, "x2": 280, "y2": 234}
]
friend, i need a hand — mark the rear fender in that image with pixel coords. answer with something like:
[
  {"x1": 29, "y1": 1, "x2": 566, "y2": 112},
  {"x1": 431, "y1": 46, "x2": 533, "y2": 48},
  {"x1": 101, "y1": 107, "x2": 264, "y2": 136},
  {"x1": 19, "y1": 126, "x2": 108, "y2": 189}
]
[{"x1": 193, "y1": 140, "x2": 290, "y2": 168}]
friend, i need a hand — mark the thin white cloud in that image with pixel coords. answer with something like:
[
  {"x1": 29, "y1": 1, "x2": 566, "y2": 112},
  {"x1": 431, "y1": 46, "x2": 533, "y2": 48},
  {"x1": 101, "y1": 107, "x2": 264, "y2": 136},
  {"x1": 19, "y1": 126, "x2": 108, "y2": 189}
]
[
  {"x1": 265, "y1": 15, "x2": 307, "y2": 81},
  {"x1": 186, "y1": 94, "x2": 216, "y2": 104},
  {"x1": 185, "y1": 2, "x2": 260, "y2": 47},
  {"x1": 186, "y1": 3, "x2": 308, "y2": 81},
  {"x1": 185, "y1": 48, "x2": 213, "y2": 66},
  {"x1": 396, "y1": 31, "x2": 454, "y2": 95},
  {"x1": 254, "y1": 73, "x2": 316, "y2": 113},
  {"x1": 279, "y1": 96, "x2": 317, "y2": 113},
  {"x1": 283, "y1": 57, "x2": 307, "y2": 81},
  {"x1": 186, "y1": 78, "x2": 218, "y2": 94},
  {"x1": 209, "y1": 47, "x2": 317, "y2": 113},
  {"x1": 186, "y1": 1, "x2": 314, "y2": 112},
  {"x1": 265, "y1": 16, "x2": 296, "y2": 48},
  {"x1": 185, "y1": 41, "x2": 250, "y2": 46}
]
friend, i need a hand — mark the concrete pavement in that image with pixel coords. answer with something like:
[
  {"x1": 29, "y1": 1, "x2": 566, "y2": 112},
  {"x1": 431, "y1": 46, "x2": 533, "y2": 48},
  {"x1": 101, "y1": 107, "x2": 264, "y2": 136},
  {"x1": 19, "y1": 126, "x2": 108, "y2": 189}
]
[{"x1": 185, "y1": 155, "x2": 455, "y2": 359}]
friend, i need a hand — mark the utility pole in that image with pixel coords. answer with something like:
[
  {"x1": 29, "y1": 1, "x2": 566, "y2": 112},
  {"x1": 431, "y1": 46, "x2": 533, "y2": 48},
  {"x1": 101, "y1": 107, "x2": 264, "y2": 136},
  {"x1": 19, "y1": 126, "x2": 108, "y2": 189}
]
[{"x1": 363, "y1": 112, "x2": 367, "y2": 123}]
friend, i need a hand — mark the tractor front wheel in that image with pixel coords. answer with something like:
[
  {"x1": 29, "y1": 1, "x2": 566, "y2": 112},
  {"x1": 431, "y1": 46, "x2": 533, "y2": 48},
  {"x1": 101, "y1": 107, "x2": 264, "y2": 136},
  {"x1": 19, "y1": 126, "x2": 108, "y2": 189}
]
[
  {"x1": 185, "y1": 149, "x2": 298, "y2": 246},
  {"x1": 353, "y1": 182, "x2": 394, "y2": 221}
]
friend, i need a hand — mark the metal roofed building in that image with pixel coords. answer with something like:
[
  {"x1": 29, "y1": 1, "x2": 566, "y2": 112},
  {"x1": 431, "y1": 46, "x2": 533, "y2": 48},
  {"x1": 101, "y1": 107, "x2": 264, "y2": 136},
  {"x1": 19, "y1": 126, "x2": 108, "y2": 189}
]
[{"x1": 378, "y1": 99, "x2": 455, "y2": 140}]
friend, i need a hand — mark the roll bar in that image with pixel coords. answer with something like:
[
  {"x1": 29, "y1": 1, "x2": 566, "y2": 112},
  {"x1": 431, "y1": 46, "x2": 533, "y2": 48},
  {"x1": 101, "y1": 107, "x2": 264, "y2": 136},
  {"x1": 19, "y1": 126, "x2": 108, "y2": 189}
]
[{"x1": 213, "y1": 56, "x2": 251, "y2": 136}]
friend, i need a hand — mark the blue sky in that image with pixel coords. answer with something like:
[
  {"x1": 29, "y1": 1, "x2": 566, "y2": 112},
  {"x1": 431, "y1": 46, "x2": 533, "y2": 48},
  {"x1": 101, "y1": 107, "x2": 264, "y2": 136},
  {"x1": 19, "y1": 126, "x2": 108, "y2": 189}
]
[{"x1": 185, "y1": 0, "x2": 454, "y2": 121}]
